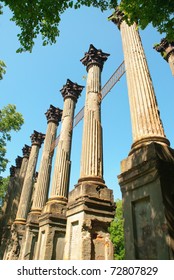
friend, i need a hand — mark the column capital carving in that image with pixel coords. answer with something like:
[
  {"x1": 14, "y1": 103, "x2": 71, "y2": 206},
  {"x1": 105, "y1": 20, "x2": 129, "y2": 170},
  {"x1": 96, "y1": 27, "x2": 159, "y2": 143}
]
[
  {"x1": 10, "y1": 165, "x2": 16, "y2": 177},
  {"x1": 80, "y1": 44, "x2": 110, "y2": 71},
  {"x1": 30, "y1": 130, "x2": 45, "y2": 147},
  {"x1": 108, "y1": 7, "x2": 125, "y2": 30},
  {"x1": 15, "y1": 156, "x2": 23, "y2": 168},
  {"x1": 154, "y1": 38, "x2": 174, "y2": 61},
  {"x1": 45, "y1": 105, "x2": 63, "y2": 124},
  {"x1": 22, "y1": 144, "x2": 31, "y2": 158},
  {"x1": 60, "y1": 79, "x2": 84, "y2": 102}
]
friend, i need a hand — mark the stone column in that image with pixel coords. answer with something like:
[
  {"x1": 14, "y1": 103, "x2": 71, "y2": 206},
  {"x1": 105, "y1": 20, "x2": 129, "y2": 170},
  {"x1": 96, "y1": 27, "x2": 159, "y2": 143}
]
[
  {"x1": 63, "y1": 45, "x2": 115, "y2": 260},
  {"x1": 7, "y1": 146, "x2": 31, "y2": 227},
  {"x1": 15, "y1": 156, "x2": 23, "y2": 169},
  {"x1": 79, "y1": 44, "x2": 108, "y2": 185},
  {"x1": 15, "y1": 131, "x2": 45, "y2": 225},
  {"x1": 20, "y1": 105, "x2": 62, "y2": 260},
  {"x1": 31, "y1": 105, "x2": 62, "y2": 213},
  {"x1": 30, "y1": 171, "x2": 39, "y2": 210},
  {"x1": 109, "y1": 9, "x2": 169, "y2": 152},
  {"x1": 19, "y1": 145, "x2": 31, "y2": 187},
  {"x1": 154, "y1": 39, "x2": 174, "y2": 76},
  {"x1": 35, "y1": 80, "x2": 83, "y2": 260},
  {"x1": 7, "y1": 157, "x2": 23, "y2": 224},
  {"x1": 109, "y1": 8, "x2": 174, "y2": 260},
  {"x1": 0, "y1": 145, "x2": 31, "y2": 260},
  {"x1": 3, "y1": 132, "x2": 44, "y2": 260},
  {"x1": 50, "y1": 80, "x2": 83, "y2": 202}
]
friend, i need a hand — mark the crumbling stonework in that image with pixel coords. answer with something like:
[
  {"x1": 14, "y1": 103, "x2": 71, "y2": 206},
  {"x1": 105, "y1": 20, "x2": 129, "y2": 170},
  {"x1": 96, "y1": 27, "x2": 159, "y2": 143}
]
[
  {"x1": 15, "y1": 131, "x2": 45, "y2": 225},
  {"x1": 1, "y1": 25, "x2": 173, "y2": 260},
  {"x1": 3, "y1": 223, "x2": 24, "y2": 260},
  {"x1": 118, "y1": 143, "x2": 174, "y2": 259},
  {"x1": 0, "y1": 160, "x2": 23, "y2": 259},
  {"x1": 35, "y1": 80, "x2": 83, "y2": 260},
  {"x1": 110, "y1": 7, "x2": 174, "y2": 259},
  {"x1": 2, "y1": 132, "x2": 45, "y2": 260},
  {"x1": 35, "y1": 202, "x2": 67, "y2": 259},
  {"x1": 64, "y1": 183, "x2": 115, "y2": 260},
  {"x1": 20, "y1": 106, "x2": 62, "y2": 260},
  {"x1": 63, "y1": 45, "x2": 115, "y2": 260}
]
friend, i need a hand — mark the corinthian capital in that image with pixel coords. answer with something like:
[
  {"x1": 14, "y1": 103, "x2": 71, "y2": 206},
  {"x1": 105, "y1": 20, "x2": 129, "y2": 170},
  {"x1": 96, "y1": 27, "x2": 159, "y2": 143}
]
[
  {"x1": 15, "y1": 156, "x2": 23, "y2": 168},
  {"x1": 60, "y1": 79, "x2": 84, "y2": 102},
  {"x1": 10, "y1": 165, "x2": 16, "y2": 177},
  {"x1": 154, "y1": 38, "x2": 174, "y2": 62},
  {"x1": 108, "y1": 6, "x2": 125, "y2": 29},
  {"x1": 80, "y1": 44, "x2": 110, "y2": 71},
  {"x1": 22, "y1": 144, "x2": 31, "y2": 158},
  {"x1": 45, "y1": 105, "x2": 62, "y2": 124},
  {"x1": 30, "y1": 130, "x2": 45, "y2": 147}
]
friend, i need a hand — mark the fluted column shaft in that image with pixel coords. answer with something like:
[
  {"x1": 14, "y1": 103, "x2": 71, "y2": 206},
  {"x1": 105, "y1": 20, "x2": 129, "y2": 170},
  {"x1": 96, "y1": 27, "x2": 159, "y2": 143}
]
[
  {"x1": 119, "y1": 21, "x2": 169, "y2": 149},
  {"x1": 15, "y1": 145, "x2": 39, "y2": 222},
  {"x1": 80, "y1": 65, "x2": 103, "y2": 180},
  {"x1": 15, "y1": 132, "x2": 44, "y2": 223},
  {"x1": 31, "y1": 106, "x2": 62, "y2": 211},
  {"x1": 19, "y1": 157, "x2": 29, "y2": 182},
  {"x1": 79, "y1": 44, "x2": 109, "y2": 184},
  {"x1": 50, "y1": 80, "x2": 83, "y2": 201},
  {"x1": 50, "y1": 101, "x2": 75, "y2": 199}
]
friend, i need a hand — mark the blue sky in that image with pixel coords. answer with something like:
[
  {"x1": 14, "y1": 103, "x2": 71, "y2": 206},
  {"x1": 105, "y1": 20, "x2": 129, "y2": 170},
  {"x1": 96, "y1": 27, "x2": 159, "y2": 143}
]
[{"x1": 1, "y1": 5, "x2": 174, "y2": 200}]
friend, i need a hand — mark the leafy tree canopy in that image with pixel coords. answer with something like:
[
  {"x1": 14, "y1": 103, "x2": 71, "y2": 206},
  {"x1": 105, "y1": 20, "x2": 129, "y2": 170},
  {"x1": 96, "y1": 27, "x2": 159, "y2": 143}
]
[
  {"x1": 0, "y1": 104, "x2": 24, "y2": 173},
  {"x1": 120, "y1": 0, "x2": 174, "y2": 42},
  {"x1": 0, "y1": 1, "x2": 173, "y2": 53},
  {"x1": 109, "y1": 199, "x2": 125, "y2": 260},
  {"x1": 0, "y1": 1, "x2": 117, "y2": 52}
]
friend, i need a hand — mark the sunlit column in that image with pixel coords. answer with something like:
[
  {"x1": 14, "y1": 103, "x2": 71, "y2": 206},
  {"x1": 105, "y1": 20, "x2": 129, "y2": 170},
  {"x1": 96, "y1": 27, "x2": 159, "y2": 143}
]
[
  {"x1": 79, "y1": 44, "x2": 109, "y2": 184},
  {"x1": 31, "y1": 105, "x2": 62, "y2": 213},
  {"x1": 109, "y1": 8, "x2": 169, "y2": 151},
  {"x1": 15, "y1": 131, "x2": 45, "y2": 224},
  {"x1": 50, "y1": 80, "x2": 83, "y2": 202}
]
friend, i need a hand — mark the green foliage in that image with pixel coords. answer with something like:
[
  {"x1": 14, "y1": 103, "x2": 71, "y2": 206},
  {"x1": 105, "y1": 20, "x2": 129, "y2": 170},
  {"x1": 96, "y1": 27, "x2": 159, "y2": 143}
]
[
  {"x1": 109, "y1": 199, "x2": 125, "y2": 260},
  {"x1": 120, "y1": 0, "x2": 174, "y2": 41},
  {"x1": 0, "y1": 60, "x2": 6, "y2": 80},
  {"x1": 0, "y1": 104, "x2": 24, "y2": 173},
  {"x1": 0, "y1": 176, "x2": 9, "y2": 207},
  {"x1": 0, "y1": 1, "x2": 173, "y2": 51},
  {"x1": 0, "y1": 1, "x2": 117, "y2": 52}
]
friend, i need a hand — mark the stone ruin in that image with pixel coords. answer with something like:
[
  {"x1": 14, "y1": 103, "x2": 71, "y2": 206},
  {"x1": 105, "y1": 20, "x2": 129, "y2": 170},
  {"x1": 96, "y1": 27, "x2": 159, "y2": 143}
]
[{"x1": 0, "y1": 8, "x2": 174, "y2": 260}]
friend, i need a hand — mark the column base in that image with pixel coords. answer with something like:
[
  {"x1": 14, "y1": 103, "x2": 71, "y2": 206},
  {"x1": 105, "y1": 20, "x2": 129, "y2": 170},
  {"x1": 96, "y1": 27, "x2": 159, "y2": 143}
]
[
  {"x1": 35, "y1": 201, "x2": 67, "y2": 260},
  {"x1": 63, "y1": 182, "x2": 115, "y2": 260},
  {"x1": 78, "y1": 176, "x2": 106, "y2": 187},
  {"x1": 130, "y1": 136, "x2": 170, "y2": 154},
  {"x1": 14, "y1": 218, "x2": 26, "y2": 225},
  {"x1": 118, "y1": 142, "x2": 174, "y2": 260}
]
